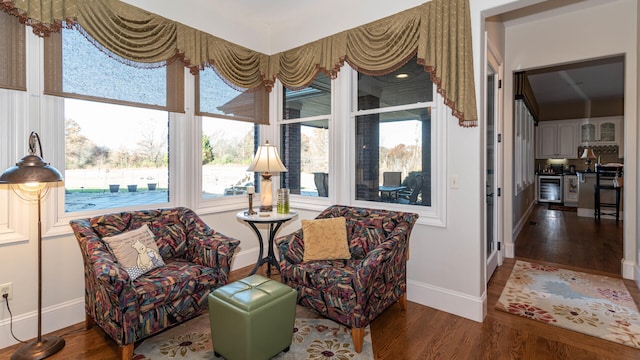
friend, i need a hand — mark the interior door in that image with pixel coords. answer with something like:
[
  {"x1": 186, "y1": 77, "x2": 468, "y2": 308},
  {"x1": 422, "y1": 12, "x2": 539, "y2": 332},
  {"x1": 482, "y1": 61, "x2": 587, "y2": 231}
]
[{"x1": 485, "y1": 36, "x2": 503, "y2": 282}]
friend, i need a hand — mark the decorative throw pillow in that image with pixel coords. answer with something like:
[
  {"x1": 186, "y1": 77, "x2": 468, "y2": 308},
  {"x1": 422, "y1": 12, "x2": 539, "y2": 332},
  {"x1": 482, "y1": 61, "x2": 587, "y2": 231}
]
[
  {"x1": 101, "y1": 224, "x2": 166, "y2": 280},
  {"x1": 302, "y1": 217, "x2": 351, "y2": 262}
]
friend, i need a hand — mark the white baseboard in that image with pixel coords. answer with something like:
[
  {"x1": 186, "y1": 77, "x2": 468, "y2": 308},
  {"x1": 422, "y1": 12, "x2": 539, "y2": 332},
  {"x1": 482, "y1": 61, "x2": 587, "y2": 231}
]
[
  {"x1": 622, "y1": 258, "x2": 636, "y2": 280},
  {"x1": 231, "y1": 247, "x2": 261, "y2": 271},
  {"x1": 0, "y1": 298, "x2": 85, "y2": 350},
  {"x1": 407, "y1": 279, "x2": 485, "y2": 322}
]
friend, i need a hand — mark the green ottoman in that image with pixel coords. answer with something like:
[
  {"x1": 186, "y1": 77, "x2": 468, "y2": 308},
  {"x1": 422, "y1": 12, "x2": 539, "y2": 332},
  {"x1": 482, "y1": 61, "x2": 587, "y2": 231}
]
[{"x1": 208, "y1": 275, "x2": 296, "y2": 360}]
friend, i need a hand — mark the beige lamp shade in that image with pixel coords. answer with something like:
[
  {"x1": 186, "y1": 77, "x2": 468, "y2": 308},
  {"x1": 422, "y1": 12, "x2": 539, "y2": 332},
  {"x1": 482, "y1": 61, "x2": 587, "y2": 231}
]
[
  {"x1": 247, "y1": 140, "x2": 287, "y2": 174},
  {"x1": 580, "y1": 148, "x2": 597, "y2": 160}
]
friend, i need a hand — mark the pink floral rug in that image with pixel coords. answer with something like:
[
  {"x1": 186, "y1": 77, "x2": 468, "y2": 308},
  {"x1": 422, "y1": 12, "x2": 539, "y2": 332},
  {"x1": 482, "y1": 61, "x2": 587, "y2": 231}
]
[
  {"x1": 132, "y1": 310, "x2": 374, "y2": 359},
  {"x1": 497, "y1": 260, "x2": 640, "y2": 348}
]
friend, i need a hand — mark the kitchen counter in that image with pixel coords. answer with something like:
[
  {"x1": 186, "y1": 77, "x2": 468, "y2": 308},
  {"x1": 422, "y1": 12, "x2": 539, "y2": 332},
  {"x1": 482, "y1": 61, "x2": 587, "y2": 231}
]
[{"x1": 576, "y1": 171, "x2": 623, "y2": 218}]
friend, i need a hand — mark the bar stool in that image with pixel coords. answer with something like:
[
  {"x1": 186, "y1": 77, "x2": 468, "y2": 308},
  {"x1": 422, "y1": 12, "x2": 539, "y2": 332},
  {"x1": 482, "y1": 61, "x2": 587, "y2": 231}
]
[{"x1": 594, "y1": 165, "x2": 623, "y2": 222}]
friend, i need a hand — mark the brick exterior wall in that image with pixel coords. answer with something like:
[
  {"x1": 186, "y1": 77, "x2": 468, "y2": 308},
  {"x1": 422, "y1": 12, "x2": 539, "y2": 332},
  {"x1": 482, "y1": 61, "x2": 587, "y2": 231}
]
[
  {"x1": 282, "y1": 107, "x2": 301, "y2": 194},
  {"x1": 356, "y1": 95, "x2": 380, "y2": 201}
]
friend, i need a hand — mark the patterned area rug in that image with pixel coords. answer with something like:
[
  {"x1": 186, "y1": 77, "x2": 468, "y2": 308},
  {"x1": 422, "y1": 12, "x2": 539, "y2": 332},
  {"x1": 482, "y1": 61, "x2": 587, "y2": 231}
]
[
  {"x1": 496, "y1": 260, "x2": 640, "y2": 348},
  {"x1": 132, "y1": 308, "x2": 374, "y2": 359}
]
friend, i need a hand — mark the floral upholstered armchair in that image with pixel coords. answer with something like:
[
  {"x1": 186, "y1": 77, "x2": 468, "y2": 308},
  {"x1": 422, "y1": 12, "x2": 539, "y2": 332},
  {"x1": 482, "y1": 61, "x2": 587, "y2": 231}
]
[
  {"x1": 275, "y1": 205, "x2": 418, "y2": 353},
  {"x1": 70, "y1": 207, "x2": 240, "y2": 360}
]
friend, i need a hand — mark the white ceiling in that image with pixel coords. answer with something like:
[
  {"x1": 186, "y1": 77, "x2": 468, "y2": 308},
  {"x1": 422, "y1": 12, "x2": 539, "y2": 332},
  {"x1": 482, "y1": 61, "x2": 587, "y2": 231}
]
[{"x1": 526, "y1": 56, "x2": 625, "y2": 105}]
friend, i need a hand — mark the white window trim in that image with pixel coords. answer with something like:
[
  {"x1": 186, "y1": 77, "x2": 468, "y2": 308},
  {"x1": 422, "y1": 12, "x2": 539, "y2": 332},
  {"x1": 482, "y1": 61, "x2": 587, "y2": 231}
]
[
  {"x1": 275, "y1": 80, "x2": 334, "y2": 212},
  {"x1": 0, "y1": 89, "x2": 30, "y2": 244}
]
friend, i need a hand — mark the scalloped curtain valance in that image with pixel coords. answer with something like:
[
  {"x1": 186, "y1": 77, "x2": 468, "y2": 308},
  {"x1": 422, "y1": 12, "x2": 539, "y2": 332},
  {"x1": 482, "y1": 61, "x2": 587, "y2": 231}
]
[{"x1": 0, "y1": 0, "x2": 478, "y2": 126}]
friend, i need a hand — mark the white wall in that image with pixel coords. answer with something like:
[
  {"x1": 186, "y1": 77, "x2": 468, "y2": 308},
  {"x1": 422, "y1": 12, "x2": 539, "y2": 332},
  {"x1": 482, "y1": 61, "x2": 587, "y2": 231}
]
[
  {"x1": 502, "y1": 0, "x2": 638, "y2": 277},
  {"x1": 636, "y1": 0, "x2": 640, "y2": 288}
]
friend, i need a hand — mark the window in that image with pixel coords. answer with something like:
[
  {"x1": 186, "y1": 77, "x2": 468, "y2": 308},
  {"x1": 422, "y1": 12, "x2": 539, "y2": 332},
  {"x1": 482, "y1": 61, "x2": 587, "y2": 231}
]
[
  {"x1": 64, "y1": 99, "x2": 169, "y2": 212},
  {"x1": 515, "y1": 99, "x2": 534, "y2": 193},
  {"x1": 47, "y1": 27, "x2": 176, "y2": 213},
  {"x1": 201, "y1": 117, "x2": 256, "y2": 198},
  {"x1": 280, "y1": 74, "x2": 331, "y2": 197},
  {"x1": 197, "y1": 67, "x2": 263, "y2": 199},
  {"x1": 354, "y1": 58, "x2": 433, "y2": 206}
]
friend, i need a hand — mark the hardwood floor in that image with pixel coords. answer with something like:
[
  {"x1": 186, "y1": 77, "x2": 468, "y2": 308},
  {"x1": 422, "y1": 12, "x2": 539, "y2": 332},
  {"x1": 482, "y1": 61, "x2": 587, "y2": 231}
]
[
  {"x1": 514, "y1": 204, "x2": 624, "y2": 275},
  {"x1": 1, "y1": 206, "x2": 638, "y2": 359}
]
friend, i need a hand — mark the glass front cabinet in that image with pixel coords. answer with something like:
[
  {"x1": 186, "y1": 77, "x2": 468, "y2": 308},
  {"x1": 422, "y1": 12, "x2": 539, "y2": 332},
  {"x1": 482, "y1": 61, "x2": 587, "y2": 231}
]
[{"x1": 578, "y1": 116, "x2": 622, "y2": 146}]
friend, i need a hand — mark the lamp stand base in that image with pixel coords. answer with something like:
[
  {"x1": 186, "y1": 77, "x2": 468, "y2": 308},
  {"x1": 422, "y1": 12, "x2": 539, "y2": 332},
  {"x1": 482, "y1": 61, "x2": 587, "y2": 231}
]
[
  {"x1": 11, "y1": 336, "x2": 65, "y2": 360},
  {"x1": 260, "y1": 205, "x2": 273, "y2": 212}
]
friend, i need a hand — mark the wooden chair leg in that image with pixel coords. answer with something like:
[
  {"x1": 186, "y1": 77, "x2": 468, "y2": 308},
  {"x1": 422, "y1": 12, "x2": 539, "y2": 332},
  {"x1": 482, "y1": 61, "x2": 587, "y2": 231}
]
[
  {"x1": 85, "y1": 312, "x2": 95, "y2": 330},
  {"x1": 351, "y1": 327, "x2": 365, "y2": 353},
  {"x1": 398, "y1": 293, "x2": 407, "y2": 310},
  {"x1": 118, "y1": 343, "x2": 134, "y2": 360}
]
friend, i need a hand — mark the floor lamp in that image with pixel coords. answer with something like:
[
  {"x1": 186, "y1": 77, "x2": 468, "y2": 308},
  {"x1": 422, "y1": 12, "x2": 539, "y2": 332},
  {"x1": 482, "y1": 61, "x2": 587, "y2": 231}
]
[{"x1": 0, "y1": 132, "x2": 65, "y2": 360}]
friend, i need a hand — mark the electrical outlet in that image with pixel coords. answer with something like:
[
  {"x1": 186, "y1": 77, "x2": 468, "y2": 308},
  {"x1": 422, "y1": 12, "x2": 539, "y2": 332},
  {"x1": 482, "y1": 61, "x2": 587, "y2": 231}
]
[{"x1": 0, "y1": 282, "x2": 12, "y2": 300}]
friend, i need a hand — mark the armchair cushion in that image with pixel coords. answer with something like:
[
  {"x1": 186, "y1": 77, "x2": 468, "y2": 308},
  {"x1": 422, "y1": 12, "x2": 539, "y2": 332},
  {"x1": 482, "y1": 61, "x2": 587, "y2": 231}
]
[
  {"x1": 102, "y1": 224, "x2": 165, "y2": 280},
  {"x1": 302, "y1": 217, "x2": 350, "y2": 261}
]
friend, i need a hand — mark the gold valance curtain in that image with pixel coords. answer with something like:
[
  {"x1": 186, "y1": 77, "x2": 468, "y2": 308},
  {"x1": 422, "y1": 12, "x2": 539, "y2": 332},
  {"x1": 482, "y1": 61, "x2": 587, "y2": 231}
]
[{"x1": 1, "y1": 0, "x2": 478, "y2": 126}]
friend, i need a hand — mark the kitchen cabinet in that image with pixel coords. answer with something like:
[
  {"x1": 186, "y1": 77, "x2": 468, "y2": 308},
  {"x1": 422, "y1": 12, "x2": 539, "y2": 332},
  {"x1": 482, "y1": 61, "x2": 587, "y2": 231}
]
[
  {"x1": 578, "y1": 116, "x2": 622, "y2": 146},
  {"x1": 536, "y1": 121, "x2": 577, "y2": 159}
]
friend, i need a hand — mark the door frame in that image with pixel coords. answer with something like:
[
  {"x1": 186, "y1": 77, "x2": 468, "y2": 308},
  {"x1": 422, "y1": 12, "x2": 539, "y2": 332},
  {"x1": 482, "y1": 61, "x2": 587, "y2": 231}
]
[{"x1": 484, "y1": 32, "x2": 504, "y2": 283}]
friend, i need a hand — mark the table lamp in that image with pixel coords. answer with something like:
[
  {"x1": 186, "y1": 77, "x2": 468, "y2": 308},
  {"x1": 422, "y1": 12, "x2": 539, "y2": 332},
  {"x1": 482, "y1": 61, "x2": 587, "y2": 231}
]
[
  {"x1": 247, "y1": 141, "x2": 287, "y2": 212},
  {"x1": 580, "y1": 148, "x2": 597, "y2": 172},
  {"x1": 0, "y1": 132, "x2": 65, "y2": 360}
]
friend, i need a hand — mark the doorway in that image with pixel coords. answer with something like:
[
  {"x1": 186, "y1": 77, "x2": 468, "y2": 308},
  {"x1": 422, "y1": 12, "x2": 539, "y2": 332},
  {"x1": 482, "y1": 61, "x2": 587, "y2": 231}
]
[{"x1": 512, "y1": 56, "x2": 625, "y2": 275}]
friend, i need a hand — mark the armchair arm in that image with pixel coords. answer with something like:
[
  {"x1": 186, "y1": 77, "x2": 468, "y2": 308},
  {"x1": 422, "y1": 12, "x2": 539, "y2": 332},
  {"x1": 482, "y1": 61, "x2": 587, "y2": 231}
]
[
  {"x1": 275, "y1": 229, "x2": 305, "y2": 265},
  {"x1": 355, "y1": 223, "x2": 411, "y2": 290},
  {"x1": 71, "y1": 220, "x2": 132, "y2": 293},
  {"x1": 355, "y1": 241, "x2": 394, "y2": 288},
  {"x1": 70, "y1": 220, "x2": 139, "y2": 330},
  {"x1": 187, "y1": 232, "x2": 240, "y2": 284}
]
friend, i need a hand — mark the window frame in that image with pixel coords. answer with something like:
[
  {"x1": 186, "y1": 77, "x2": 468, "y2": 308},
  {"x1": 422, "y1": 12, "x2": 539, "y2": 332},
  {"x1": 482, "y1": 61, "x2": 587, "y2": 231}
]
[
  {"x1": 194, "y1": 67, "x2": 266, "y2": 212},
  {"x1": 348, "y1": 65, "x2": 447, "y2": 226},
  {"x1": 278, "y1": 74, "x2": 332, "y2": 204},
  {"x1": 40, "y1": 27, "x2": 179, "y2": 233}
]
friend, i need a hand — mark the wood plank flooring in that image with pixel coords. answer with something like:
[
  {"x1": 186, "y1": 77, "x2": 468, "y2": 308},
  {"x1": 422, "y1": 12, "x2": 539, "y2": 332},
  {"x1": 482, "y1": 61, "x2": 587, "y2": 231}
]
[
  {"x1": 514, "y1": 204, "x2": 623, "y2": 275},
  {"x1": 1, "y1": 205, "x2": 638, "y2": 359}
]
